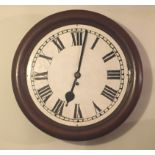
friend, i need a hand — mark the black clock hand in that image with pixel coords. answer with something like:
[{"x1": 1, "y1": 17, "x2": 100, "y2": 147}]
[
  {"x1": 65, "y1": 30, "x2": 88, "y2": 106},
  {"x1": 76, "y1": 30, "x2": 88, "y2": 73}
]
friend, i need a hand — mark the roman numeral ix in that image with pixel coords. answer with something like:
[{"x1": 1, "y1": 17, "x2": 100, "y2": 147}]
[
  {"x1": 37, "y1": 85, "x2": 53, "y2": 103},
  {"x1": 33, "y1": 71, "x2": 48, "y2": 80},
  {"x1": 101, "y1": 85, "x2": 117, "y2": 101}
]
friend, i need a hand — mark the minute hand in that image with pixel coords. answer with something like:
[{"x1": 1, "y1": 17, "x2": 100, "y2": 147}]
[
  {"x1": 71, "y1": 30, "x2": 88, "y2": 93},
  {"x1": 76, "y1": 30, "x2": 88, "y2": 73},
  {"x1": 65, "y1": 30, "x2": 88, "y2": 106}
]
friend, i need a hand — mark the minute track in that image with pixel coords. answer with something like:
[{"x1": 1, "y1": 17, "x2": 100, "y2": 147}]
[
  {"x1": 29, "y1": 26, "x2": 126, "y2": 126},
  {"x1": 12, "y1": 10, "x2": 142, "y2": 141}
]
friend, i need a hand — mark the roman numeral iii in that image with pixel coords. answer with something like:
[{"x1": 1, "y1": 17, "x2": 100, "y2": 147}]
[
  {"x1": 52, "y1": 37, "x2": 65, "y2": 52},
  {"x1": 74, "y1": 104, "x2": 83, "y2": 119},
  {"x1": 52, "y1": 99, "x2": 65, "y2": 116},
  {"x1": 71, "y1": 31, "x2": 83, "y2": 46},
  {"x1": 101, "y1": 85, "x2": 117, "y2": 101},
  {"x1": 107, "y1": 70, "x2": 121, "y2": 80},
  {"x1": 37, "y1": 85, "x2": 53, "y2": 103}
]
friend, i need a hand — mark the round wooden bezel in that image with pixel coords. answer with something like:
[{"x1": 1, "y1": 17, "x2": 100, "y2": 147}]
[{"x1": 12, "y1": 10, "x2": 143, "y2": 141}]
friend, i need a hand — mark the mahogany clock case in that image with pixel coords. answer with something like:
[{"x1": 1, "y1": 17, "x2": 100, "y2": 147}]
[{"x1": 11, "y1": 10, "x2": 143, "y2": 141}]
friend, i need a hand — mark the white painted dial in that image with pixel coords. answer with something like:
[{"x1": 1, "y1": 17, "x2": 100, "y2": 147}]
[{"x1": 26, "y1": 24, "x2": 129, "y2": 126}]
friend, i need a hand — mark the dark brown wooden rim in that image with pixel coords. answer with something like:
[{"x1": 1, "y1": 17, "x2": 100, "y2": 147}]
[{"x1": 12, "y1": 10, "x2": 143, "y2": 141}]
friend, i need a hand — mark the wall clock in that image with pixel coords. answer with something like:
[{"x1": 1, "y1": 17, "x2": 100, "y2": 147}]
[{"x1": 12, "y1": 10, "x2": 143, "y2": 141}]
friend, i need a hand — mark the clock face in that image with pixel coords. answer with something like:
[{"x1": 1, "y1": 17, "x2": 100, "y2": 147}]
[
  {"x1": 12, "y1": 10, "x2": 142, "y2": 140},
  {"x1": 26, "y1": 24, "x2": 129, "y2": 127}
]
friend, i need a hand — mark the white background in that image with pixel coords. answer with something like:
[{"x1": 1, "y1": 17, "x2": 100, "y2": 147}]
[{"x1": 0, "y1": 6, "x2": 154, "y2": 149}]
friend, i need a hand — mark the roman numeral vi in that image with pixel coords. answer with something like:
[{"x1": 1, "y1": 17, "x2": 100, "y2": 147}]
[{"x1": 74, "y1": 104, "x2": 83, "y2": 119}]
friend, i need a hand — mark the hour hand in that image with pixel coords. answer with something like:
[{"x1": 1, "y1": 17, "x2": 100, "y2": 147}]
[
  {"x1": 65, "y1": 91, "x2": 75, "y2": 106},
  {"x1": 65, "y1": 72, "x2": 80, "y2": 106}
]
